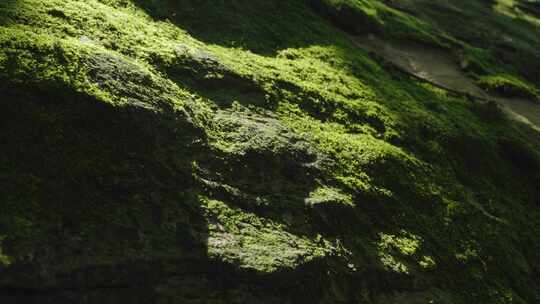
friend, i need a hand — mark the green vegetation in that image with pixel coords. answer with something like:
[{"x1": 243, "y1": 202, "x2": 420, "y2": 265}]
[
  {"x1": 315, "y1": 0, "x2": 540, "y2": 94},
  {"x1": 478, "y1": 74, "x2": 540, "y2": 101},
  {"x1": 377, "y1": 0, "x2": 540, "y2": 87},
  {"x1": 1, "y1": 0, "x2": 540, "y2": 303},
  {"x1": 0, "y1": 236, "x2": 11, "y2": 267}
]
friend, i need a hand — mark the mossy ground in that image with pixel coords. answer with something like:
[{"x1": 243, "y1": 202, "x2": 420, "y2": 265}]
[
  {"x1": 317, "y1": 0, "x2": 540, "y2": 98},
  {"x1": 1, "y1": 0, "x2": 540, "y2": 303}
]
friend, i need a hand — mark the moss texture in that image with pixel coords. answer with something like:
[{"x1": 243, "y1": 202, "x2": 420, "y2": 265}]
[{"x1": 1, "y1": 0, "x2": 540, "y2": 303}]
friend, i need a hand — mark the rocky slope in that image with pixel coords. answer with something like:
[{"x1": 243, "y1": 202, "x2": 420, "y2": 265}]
[{"x1": 1, "y1": 0, "x2": 540, "y2": 303}]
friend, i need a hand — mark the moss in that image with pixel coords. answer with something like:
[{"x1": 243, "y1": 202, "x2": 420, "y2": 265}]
[
  {"x1": 477, "y1": 74, "x2": 540, "y2": 101},
  {"x1": 377, "y1": 230, "x2": 437, "y2": 275},
  {"x1": 1, "y1": 0, "x2": 540, "y2": 303},
  {"x1": 305, "y1": 186, "x2": 354, "y2": 207},
  {"x1": 320, "y1": 0, "x2": 540, "y2": 93},
  {"x1": 202, "y1": 197, "x2": 335, "y2": 273},
  {"x1": 0, "y1": 236, "x2": 12, "y2": 267}
]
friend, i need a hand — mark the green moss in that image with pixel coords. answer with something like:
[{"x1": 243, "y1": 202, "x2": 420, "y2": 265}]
[
  {"x1": 1, "y1": 0, "x2": 540, "y2": 303},
  {"x1": 318, "y1": 0, "x2": 540, "y2": 95},
  {"x1": 377, "y1": 230, "x2": 438, "y2": 275},
  {"x1": 202, "y1": 197, "x2": 335, "y2": 273},
  {"x1": 314, "y1": 0, "x2": 448, "y2": 46},
  {"x1": 305, "y1": 186, "x2": 354, "y2": 207},
  {"x1": 477, "y1": 74, "x2": 540, "y2": 101},
  {"x1": 0, "y1": 236, "x2": 11, "y2": 267}
]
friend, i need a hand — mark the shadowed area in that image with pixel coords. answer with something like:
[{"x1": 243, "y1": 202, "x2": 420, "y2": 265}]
[
  {"x1": 0, "y1": 82, "x2": 350, "y2": 303},
  {"x1": 132, "y1": 0, "x2": 335, "y2": 56}
]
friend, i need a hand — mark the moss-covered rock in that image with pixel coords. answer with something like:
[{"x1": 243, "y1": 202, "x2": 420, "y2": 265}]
[
  {"x1": 477, "y1": 74, "x2": 540, "y2": 101},
  {"x1": 1, "y1": 0, "x2": 540, "y2": 303}
]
